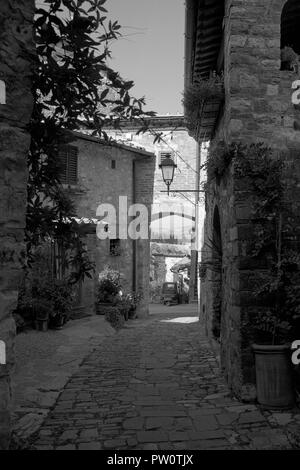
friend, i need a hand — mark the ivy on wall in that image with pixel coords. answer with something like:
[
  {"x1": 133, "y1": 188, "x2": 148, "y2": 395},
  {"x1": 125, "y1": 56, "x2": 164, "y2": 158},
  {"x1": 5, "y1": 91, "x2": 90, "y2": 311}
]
[{"x1": 206, "y1": 141, "x2": 300, "y2": 344}]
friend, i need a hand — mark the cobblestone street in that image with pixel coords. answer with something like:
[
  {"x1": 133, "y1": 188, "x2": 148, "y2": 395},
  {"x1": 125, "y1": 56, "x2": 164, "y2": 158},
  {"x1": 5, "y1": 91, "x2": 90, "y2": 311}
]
[{"x1": 31, "y1": 305, "x2": 300, "y2": 450}]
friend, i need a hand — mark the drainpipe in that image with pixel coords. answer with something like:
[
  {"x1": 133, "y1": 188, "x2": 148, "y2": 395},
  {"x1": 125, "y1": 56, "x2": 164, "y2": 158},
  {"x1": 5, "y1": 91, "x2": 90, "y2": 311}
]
[
  {"x1": 189, "y1": 141, "x2": 201, "y2": 304},
  {"x1": 132, "y1": 160, "x2": 137, "y2": 292},
  {"x1": 195, "y1": 142, "x2": 201, "y2": 317}
]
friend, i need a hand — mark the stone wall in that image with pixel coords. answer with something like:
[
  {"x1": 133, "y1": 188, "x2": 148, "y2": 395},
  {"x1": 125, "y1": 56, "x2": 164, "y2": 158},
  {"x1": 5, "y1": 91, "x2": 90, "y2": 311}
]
[
  {"x1": 107, "y1": 118, "x2": 198, "y2": 290},
  {"x1": 69, "y1": 135, "x2": 155, "y2": 317},
  {"x1": 106, "y1": 118, "x2": 198, "y2": 204},
  {"x1": 134, "y1": 155, "x2": 156, "y2": 316},
  {"x1": 0, "y1": 0, "x2": 34, "y2": 449},
  {"x1": 200, "y1": 165, "x2": 242, "y2": 393},
  {"x1": 200, "y1": 0, "x2": 300, "y2": 398}
]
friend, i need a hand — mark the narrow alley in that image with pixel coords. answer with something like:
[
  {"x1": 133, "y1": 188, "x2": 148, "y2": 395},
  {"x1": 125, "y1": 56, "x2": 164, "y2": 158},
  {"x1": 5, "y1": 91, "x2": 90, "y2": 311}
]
[{"x1": 30, "y1": 305, "x2": 298, "y2": 450}]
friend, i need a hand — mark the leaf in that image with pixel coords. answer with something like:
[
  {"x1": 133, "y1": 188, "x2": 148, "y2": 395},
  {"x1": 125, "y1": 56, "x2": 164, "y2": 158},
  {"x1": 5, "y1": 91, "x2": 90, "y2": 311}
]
[{"x1": 100, "y1": 88, "x2": 109, "y2": 100}]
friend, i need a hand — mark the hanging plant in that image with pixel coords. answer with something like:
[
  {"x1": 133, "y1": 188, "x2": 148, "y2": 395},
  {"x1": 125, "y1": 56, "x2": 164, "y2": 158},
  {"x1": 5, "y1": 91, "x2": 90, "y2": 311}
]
[{"x1": 183, "y1": 73, "x2": 224, "y2": 126}]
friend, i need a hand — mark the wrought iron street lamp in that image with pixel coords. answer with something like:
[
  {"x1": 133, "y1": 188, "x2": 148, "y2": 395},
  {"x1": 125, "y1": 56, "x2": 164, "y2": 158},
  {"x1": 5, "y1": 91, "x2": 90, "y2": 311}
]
[{"x1": 159, "y1": 155, "x2": 177, "y2": 195}]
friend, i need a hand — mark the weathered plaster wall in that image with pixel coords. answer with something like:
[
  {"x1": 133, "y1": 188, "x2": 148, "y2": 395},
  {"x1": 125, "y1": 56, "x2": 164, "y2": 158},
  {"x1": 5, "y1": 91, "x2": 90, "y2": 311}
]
[
  {"x1": 134, "y1": 156, "x2": 156, "y2": 316},
  {"x1": 69, "y1": 137, "x2": 155, "y2": 317},
  {"x1": 107, "y1": 123, "x2": 198, "y2": 201},
  {"x1": 0, "y1": 0, "x2": 34, "y2": 448},
  {"x1": 200, "y1": 165, "x2": 242, "y2": 393},
  {"x1": 107, "y1": 121, "x2": 198, "y2": 290}
]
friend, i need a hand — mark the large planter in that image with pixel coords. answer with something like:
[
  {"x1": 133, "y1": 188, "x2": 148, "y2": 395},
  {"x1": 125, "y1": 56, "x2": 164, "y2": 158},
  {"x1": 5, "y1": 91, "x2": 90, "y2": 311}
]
[
  {"x1": 128, "y1": 307, "x2": 136, "y2": 319},
  {"x1": 252, "y1": 343, "x2": 295, "y2": 409}
]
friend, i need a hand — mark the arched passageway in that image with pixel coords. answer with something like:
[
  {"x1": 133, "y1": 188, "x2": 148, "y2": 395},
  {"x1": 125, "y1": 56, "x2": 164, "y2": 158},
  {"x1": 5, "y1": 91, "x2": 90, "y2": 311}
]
[{"x1": 281, "y1": 0, "x2": 300, "y2": 69}]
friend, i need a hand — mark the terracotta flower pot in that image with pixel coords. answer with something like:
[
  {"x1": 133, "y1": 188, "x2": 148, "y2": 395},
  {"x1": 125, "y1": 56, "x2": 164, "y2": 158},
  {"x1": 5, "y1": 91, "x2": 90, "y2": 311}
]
[{"x1": 252, "y1": 343, "x2": 295, "y2": 410}]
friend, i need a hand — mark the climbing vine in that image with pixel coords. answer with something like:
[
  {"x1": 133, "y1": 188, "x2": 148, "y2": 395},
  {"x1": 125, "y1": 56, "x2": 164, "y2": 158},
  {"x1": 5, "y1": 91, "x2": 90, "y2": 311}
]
[{"x1": 206, "y1": 141, "x2": 300, "y2": 343}]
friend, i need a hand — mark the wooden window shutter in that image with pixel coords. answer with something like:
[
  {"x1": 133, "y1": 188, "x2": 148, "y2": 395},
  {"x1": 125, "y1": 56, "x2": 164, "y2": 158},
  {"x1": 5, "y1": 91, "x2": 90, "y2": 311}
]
[{"x1": 58, "y1": 145, "x2": 78, "y2": 184}]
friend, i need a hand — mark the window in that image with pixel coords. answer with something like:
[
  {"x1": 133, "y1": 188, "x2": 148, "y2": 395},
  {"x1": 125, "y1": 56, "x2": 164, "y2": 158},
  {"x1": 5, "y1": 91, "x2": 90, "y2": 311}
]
[
  {"x1": 111, "y1": 159, "x2": 116, "y2": 169},
  {"x1": 110, "y1": 238, "x2": 121, "y2": 256},
  {"x1": 157, "y1": 151, "x2": 176, "y2": 166},
  {"x1": 58, "y1": 145, "x2": 78, "y2": 185}
]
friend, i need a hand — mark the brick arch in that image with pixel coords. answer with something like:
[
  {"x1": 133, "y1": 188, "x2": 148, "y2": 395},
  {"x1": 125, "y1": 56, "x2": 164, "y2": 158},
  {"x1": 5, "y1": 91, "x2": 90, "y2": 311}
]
[{"x1": 211, "y1": 206, "x2": 223, "y2": 341}]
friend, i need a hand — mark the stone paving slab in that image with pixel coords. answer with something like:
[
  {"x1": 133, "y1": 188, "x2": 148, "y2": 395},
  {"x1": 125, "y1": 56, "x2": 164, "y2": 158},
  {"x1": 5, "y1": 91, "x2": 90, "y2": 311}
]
[
  {"x1": 11, "y1": 315, "x2": 115, "y2": 444},
  {"x1": 19, "y1": 304, "x2": 300, "y2": 450}
]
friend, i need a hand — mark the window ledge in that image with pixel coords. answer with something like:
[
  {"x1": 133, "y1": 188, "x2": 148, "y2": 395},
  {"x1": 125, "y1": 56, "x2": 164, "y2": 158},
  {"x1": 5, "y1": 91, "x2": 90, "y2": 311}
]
[{"x1": 61, "y1": 183, "x2": 86, "y2": 194}]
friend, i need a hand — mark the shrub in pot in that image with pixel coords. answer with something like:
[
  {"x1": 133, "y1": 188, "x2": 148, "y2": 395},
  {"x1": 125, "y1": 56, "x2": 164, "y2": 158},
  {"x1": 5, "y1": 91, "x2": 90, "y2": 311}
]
[
  {"x1": 18, "y1": 272, "x2": 74, "y2": 330},
  {"x1": 12, "y1": 312, "x2": 26, "y2": 334},
  {"x1": 120, "y1": 291, "x2": 143, "y2": 319},
  {"x1": 104, "y1": 306, "x2": 125, "y2": 330},
  {"x1": 33, "y1": 300, "x2": 52, "y2": 332},
  {"x1": 129, "y1": 292, "x2": 143, "y2": 318},
  {"x1": 96, "y1": 267, "x2": 122, "y2": 314},
  {"x1": 249, "y1": 310, "x2": 294, "y2": 409},
  {"x1": 248, "y1": 252, "x2": 300, "y2": 410},
  {"x1": 48, "y1": 279, "x2": 74, "y2": 329},
  {"x1": 114, "y1": 296, "x2": 131, "y2": 321}
]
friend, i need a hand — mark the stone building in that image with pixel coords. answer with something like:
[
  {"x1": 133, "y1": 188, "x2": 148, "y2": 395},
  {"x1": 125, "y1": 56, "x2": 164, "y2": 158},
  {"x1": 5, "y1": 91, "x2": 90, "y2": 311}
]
[
  {"x1": 185, "y1": 0, "x2": 300, "y2": 398},
  {"x1": 105, "y1": 115, "x2": 199, "y2": 300},
  {"x1": 62, "y1": 132, "x2": 155, "y2": 317},
  {"x1": 0, "y1": 0, "x2": 34, "y2": 449}
]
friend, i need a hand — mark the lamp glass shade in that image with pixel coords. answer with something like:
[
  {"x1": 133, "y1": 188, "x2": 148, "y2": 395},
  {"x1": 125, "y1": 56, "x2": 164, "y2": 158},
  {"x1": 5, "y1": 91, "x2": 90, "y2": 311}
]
[{"x1": 160, "y1": 157, "x2": 176, "y2": 185}]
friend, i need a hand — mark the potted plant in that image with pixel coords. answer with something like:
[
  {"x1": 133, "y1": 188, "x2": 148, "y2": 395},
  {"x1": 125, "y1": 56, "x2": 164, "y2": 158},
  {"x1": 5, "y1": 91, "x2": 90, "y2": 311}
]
[
  {"x1": 183, "y1": 72, "x2": 224, "y2": 136},
  {"x1": 249, "y1": 246, "x2": 300, "y2": 409},
  {"x1": 127, "y1": 291, "x2": 143, "y2": 319},
  {"x1": 114, "y1": 295, "x2": 131, "y2": 321},
  {"x1": 96, "y1": 267, "x2": 122, "y2": 314},
  {"x1": 104, "y1": 306, "x2": 125, "y2": 330},
  {"x1": 49, "y1": 279, "x2": 74, "y2": 329},
  {"x1": 250, "y1": 311, "x2": 295, "y2": 409},
  {"x1": 33, "y1": 300, "x2": 52, "y2": 332}
]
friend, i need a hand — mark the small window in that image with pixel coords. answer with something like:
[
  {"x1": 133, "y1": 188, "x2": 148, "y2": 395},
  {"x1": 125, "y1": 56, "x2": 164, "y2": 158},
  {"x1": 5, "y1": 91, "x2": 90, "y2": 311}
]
[
  {"x1": 110, "y1": 238, "x2": 121, "y2": 256},
  {"x1": 111, "y1": 159, "x2": 116, "y2": 169},
  {"x1": 158, "y1": 151, "x2": 176, "y2": 166},
  {"x1": 58, "y1": 145, "x2": 78, "y2": 185}
]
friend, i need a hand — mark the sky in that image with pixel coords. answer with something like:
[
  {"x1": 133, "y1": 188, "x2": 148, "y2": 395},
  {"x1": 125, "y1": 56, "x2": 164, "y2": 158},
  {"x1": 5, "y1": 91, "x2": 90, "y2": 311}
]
[{"x1": 106, "y1": 0, "x2": 185, "y2": 115}]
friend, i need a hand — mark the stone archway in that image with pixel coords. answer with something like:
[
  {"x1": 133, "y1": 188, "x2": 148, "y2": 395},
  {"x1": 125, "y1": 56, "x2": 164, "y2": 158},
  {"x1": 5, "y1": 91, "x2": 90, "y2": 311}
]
[
  {"x1": 211, "y1": 206, "x2": 223, "y2": 341},
  {"x1": 281, "y1": 0, "x2": 300, "y2": 52},
  {"x1": 281, "y1": 0, "x2": 300, "y2": 70}
]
